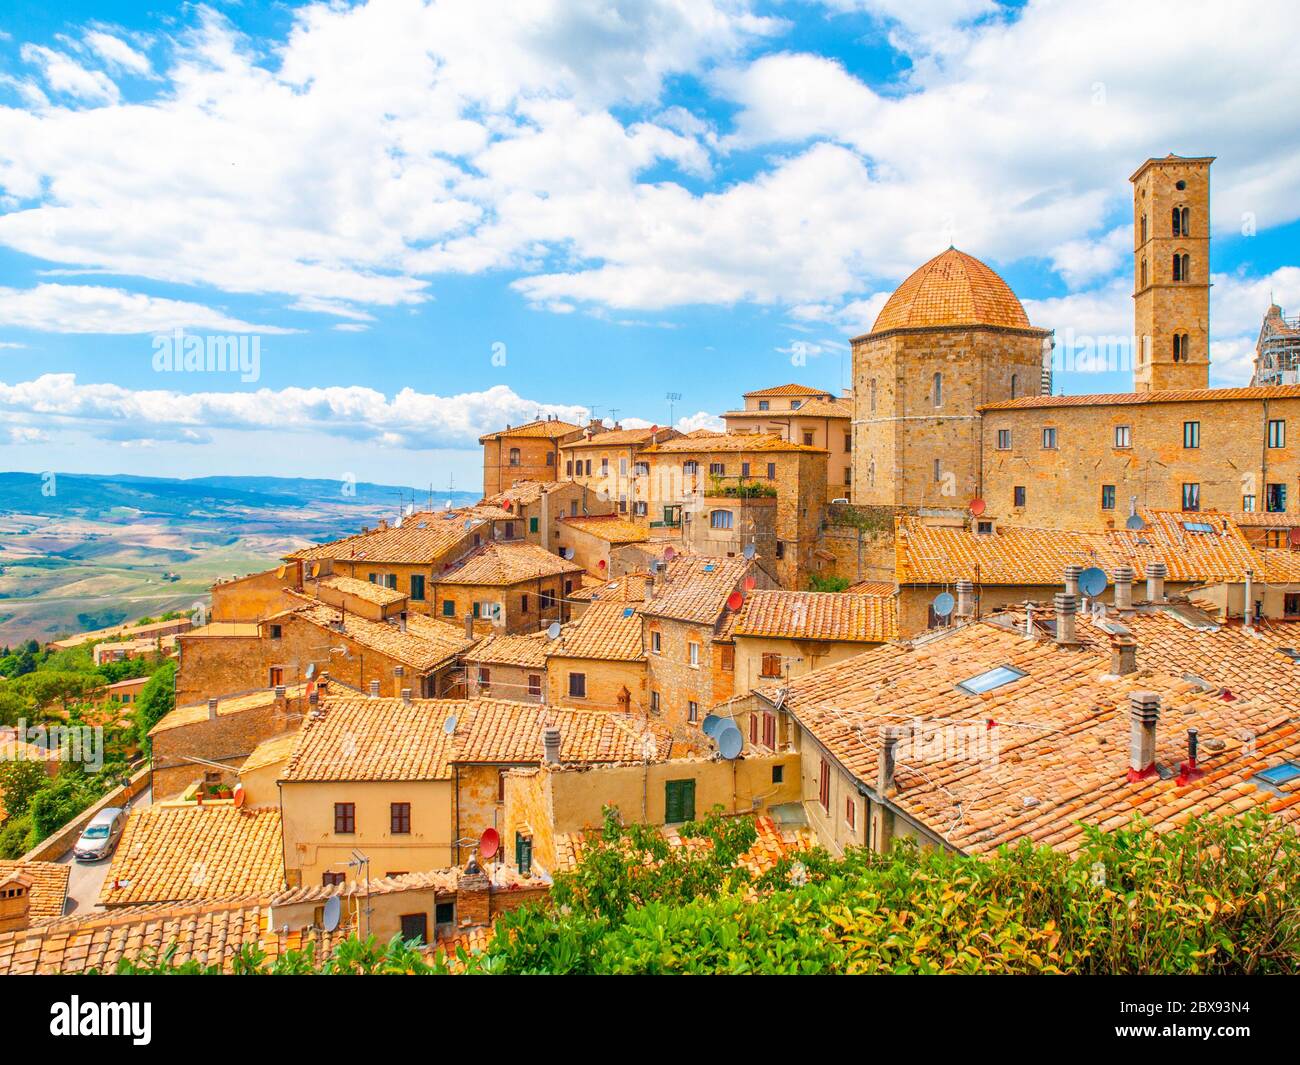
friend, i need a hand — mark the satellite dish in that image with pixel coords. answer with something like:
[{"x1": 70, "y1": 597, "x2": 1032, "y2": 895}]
[
  {"x1": 663, "y1": 546, "x2": 676, "y2": 561},
  {"x1": 310, "y1": 562, "x2": 321, "y2": 578},
  {"x1": 464, "y1": 519, "x2": 474, "y2": 529},
  {"x1": 276, "y1": 564, "x2": 287, "y2": 579},
  {"x1": 546, "y1": 621, "x2": 562, "y2": 640},
  {"x1": 322, "y1": 895, "x2": 342, "y2": 932},
  {"x1": 1126, "y1": 514, "x2": 1146, "y2": 531},
  {"x1": 562, "y1": 547, "x2": 574, "y2": 560},
  {"x1": 701, "y1": 714, "x2": 723, "y2": 736},
  {"x1": 970, "y1": 498, "x2": 987, "y2": 516},
  {"x1": 443, "y1": 715, "x2": 458, "y2": 734},
  {"x1": 232, "y1": 784, "x2": 246, "y2": 809},
  {"x1": 716, "y1": 724, "x2": 743, "y2": 760},
  {"x1": 932, "y1": 591, "x2": 955, "y2": 618},
  {"x1": 1079, "y1": 566, "x2": 1108, "y2": 597},
  {"x1": 742, "y1": 544, "x2": 756, "y2": 560},
  {"x1": 743, "y1": 575, "x2": 757, "y2": 591},
  {"x1": 726, "y1": 591, "x2": 744, "y2": 611},
  {"x1": 443, "y1": 499, "x2": 452, "y2": 510},
  {"x1": 479, "y1": 827, "x2": 500, "y2": 860}
]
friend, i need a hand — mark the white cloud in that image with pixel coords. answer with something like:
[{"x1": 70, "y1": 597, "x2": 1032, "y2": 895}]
[
  {"x1": 0, "y1": 373, "x2": 591, "y2": 449},
  {"x1": 0, "y1": 284, "x2": 295, "y2": 334},
  {"x1": 7, "y1": 425, "x2": 47, "y2": 444},
  {"x1": 18, "y1": 44, "x2": 120, "y2": 103},
  {"x1": 82, "y1": 32, "x2": 152, "y2": 76}
]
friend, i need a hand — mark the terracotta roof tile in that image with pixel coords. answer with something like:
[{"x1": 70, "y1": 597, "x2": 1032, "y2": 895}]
[
  {"x1": 317, "y1": 574, "x2": 407, "y2": 606},
  {"x1": 734, "y1": 590, "x2": 897, "y2": 643},
  {"x1": 558, "y1": 514, "x2": 651, "y2": 544},
  {"x1": 560, "y1": 427, "x2": 678, "y2": 449},
  {"x1": 281, "y1": 696, "x2": 460, "y2": 782},
  {"x1": 549, "y1": 602, "x2": 645, "y2": 661},
  {"x1": 289, "y1": 598, "x2": 473, "y2": 672},
  {"x1": 100, "y1": 805, "x2": 284, "y2": 907},
  {"x1": 436, "y1": 541, "x2": 583, "y2": 586},
  {"x1": 870, "y1": 249, "x2": 1039, "y2": 334},
  {"x1": 640, "y1": 432, "x2": 826, "y2": 455},
  {"x1": 479, "y1": 419, "x2": 583, "y2": 442},
  {"x1": 980, "y1": 382, "x2": 1300, "y2": 411},
  {"x1": 287, "y1": 510, "x2": 482, "y2": 564},
  {"x1": 742, "y1": 383, "x2": 830, "y2": 398},
  {"x1": 463, "y1": 632, "x2": 550, "y2": 669},
  {"x1": 641, "y1": 556, "x2": 766, "y2": 625},
  {"x1": 150, "y1": 683, "x2": 308, "y2": 735},
  {"x1": 0, "y1": 861, "x2": 69, "y2": 922}
]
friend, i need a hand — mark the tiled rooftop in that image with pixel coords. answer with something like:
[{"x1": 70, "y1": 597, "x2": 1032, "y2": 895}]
[
  {"x1": 895, "y1": 510, "x2": 1268, "y2": 586},
  {"x1": 286, "y1": 510, "x2": 483, "y2": 564},
  {"x1": 560, "y1": 426, "x2": 676, "y2": 449},
  {"x1": 239, "y1": 732, "x2": 302, "y2": 776},
  {"x1": 980, "y1": 382, "x2": 1300, "y2": 411},
  {"x1": 150, "y1": 683, "x2": 308, "y2": 735},
  {"x1": 548, "y1": 602, "x2": 645, "y2": 661},
  {"x1": 742, "y1": 383, "x2": 829, "y2": 398},
  {"x1": 733, "y1": 590, "x2": 897, "y2": 643},
  {"x1": 435, "y1": 541, "x2": 584, "y2": 586},
  {"x1": 569, "y1": 571, "x2": 650, "y2": 604},
  {"x1": 764, "y1": 621, "x2": 1300, "y2": 856},
  {"x1": 451, "y1": 701, "x2": 690, "y2": 765},
  {"x1": 100, "y1": 805, "x2": 285, "y2": 907},
  {"x1": 463, "y1": 631, "x2": 550, "y2": 669},
  {"x1": 558, "y1": 514, "x2": 651, "y2": 544},
  {"x1": 641, "y1": 556, "x2": 762, "y2": 626},
  {"x1": 869, "y1": 248, "x2": 1038, "y2": 334},
  {"x1": 290, "y1": 597, "x2": 474, "y2": 672},
  {"x1": 317, "y1": 574, "x2": 407, "y2": 607},
  {"x1": 0, "y1": 860, "x2": 69, "y2": 922},
  {"x1": 479, "y1": 418, "x2": 583, "y2": 442}
]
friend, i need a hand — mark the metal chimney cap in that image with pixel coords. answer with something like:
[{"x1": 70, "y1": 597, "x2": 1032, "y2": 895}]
[
  {"x1": 1053, "y1": 592, "x2": 1078, "y2": 615},
  {"x1": 1147, "y1": 561, "x2": 1168, "y2": 578},
  {"x1": 1128, "y1": 690, "x2": 1161, "y2": 718},
  {"x1": 954, "y1": 578, "x2": 974, "y2": 593},
  {"x1": 1063, "y1": 564, "x2": 1083, "y2": 578},
  {"x1": 1112, "y1": 563, "x2": 1135, "y2": 580}
]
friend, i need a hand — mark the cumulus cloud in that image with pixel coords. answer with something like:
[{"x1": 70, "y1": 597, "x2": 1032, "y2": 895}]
[
  {"x1": 0, "y1": 374, "x2": 591, "y2": 450},
  {"x1": 0, "y1": 284, "x2": 295, "y2": 334}
]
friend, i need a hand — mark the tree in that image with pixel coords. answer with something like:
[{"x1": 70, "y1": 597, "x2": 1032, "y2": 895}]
[
  {"x1": 0, "y1": 759, "x2": 48, "y2": 820},
  {"x1": 134, "y1": 661, "x2": 176, "y2": 754}
]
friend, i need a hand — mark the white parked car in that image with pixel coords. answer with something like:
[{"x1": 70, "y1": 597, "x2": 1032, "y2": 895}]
[{"x1": 73, "y1": 807, "x2": 125, "y2": 862}]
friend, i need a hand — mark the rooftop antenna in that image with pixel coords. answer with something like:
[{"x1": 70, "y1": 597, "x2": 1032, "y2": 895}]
[
  {"x1": 666, "y1": 392, "x2": 682, "y2": 427},
  {"x1": 346, "y1": 850, "x2": 372, "y2": 938}
]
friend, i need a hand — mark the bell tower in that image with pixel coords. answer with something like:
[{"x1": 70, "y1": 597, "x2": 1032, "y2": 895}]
[{"x1": 1131, "y1": 155, "x2": 1213, "y2": 392}]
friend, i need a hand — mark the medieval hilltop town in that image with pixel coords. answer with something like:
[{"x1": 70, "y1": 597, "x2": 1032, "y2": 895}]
[{"x1": 2, "y1": 154, "x2": 1300, "y2": 974}]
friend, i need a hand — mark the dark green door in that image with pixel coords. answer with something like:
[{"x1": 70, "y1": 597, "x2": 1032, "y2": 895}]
[{"x1": 664, "y1": 779, "x2": 696, "y2": 824}]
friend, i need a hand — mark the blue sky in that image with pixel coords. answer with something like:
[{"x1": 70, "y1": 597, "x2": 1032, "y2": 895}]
[{"x1": 1, "y1": 0, "x2": 1298, "y2": 492}]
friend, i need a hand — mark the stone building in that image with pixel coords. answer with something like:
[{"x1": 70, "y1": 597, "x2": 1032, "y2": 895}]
[
  {"x1": 431, "y1": 541, "x2": 585, "y2": 634},
  {"x1": 1251, "y1": 302, "x2": 1300, "y2": 387},
  {"x1": 479, "y1": 417, "x2": 585, "y2": 497},
  {"x1": 722, "y1": 384, "x2": 854, "y2": 501},
  {"x1": 558, "y1": 425, "x2": 680, "y2": 508},
  {"x1": 635, "y1": 432, "x2": 828, "y2": 588},
  {"x1": 543, "y1": 601, "x2": 647, "y2": 713},
  {"x1": 851, "y1": 248, "x2": 1051, "y2": 510},
  {"x1": 1131, "y1": 155, "x2": 1213, "y2": 392}
]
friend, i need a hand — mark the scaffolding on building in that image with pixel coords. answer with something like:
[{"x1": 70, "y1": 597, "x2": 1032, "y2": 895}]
[{"x1": 1251, "y1": 303, "x2": 1300, "y2": 386}]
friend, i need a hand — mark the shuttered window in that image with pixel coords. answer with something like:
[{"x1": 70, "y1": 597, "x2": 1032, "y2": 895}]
[{"x1": 818, "y1": 758, "x2": 831, "y2": 811}]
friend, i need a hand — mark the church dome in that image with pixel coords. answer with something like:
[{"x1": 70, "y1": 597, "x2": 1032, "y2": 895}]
[{"x1": 871, "y1": 248, "x2": 1033, "y2": 333}]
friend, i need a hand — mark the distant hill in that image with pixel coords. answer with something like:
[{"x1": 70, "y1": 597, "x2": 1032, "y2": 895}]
[
  {"x1": 0, "y1": 472, "x2": 478, "y2": 518},
  {"x1": 0, "y1": 472, "x2": 480, "y2": 644}
]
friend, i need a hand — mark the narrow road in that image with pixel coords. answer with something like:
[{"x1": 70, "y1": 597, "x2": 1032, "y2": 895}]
[{"x1": 55, "y1": 785, "x2": 152, "y2": 917}]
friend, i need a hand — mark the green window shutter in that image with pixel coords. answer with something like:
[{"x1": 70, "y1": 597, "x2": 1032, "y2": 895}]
[
  {"x1": 442, "y1": 599, "x2": 455, "y2": 617},
  {"x1": 529, "y1": 516, "x2": 539, "y2": 533},
  {"x1": 665, "y1": 779, "x2": 695, "y2": 824}
]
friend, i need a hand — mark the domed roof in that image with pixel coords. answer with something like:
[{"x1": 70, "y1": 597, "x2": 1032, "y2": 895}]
[{"x1": 871, "y1": 248, "x2": 1033, "y2": 333}]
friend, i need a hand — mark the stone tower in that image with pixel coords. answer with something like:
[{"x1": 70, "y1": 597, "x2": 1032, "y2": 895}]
[
  {"x1": 1131, "y1": 155, "x2": 1213, "y2": 392},
  {"x1": 851, "y1": 248, "x2": 1051, "y2": 508}
]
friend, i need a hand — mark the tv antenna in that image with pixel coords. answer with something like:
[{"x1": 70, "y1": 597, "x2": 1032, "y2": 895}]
[{"x1": 666, "y1": 392, "x2": 682, "y2": 427}]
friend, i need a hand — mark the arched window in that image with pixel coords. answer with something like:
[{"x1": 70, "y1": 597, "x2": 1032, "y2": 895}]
[
  {"x1": 508, "y1": 447, "x2": 521, "y2": 466},
  {"x1": 933, "y1": 372, "x2": 943, "y2": 408},
  {"x1": 1140, "y1": 258, "x2": 1147, "y2": 288},
  {"x1": 1140, "y1": 214, "x2": 1147, "y2": 243},
  {"x1": 1172, "y1": 206, "x2": 1189, "y2": 237},
  {"x1": 1173, "y1": 333, "x2": 1190, "y2": 363},
  {"x1": 1010, "y1": 373, "x2": 1018, "y2": 399},
  {"x1": 870, "y1": 378, "x2": 877, "y2": 413},
  {"x1": 709, "y1": 509, "x2": 733, "y2": 530},
  {"x1": 1173, "y1": 253, "x2": 1190, "y2": 282}
]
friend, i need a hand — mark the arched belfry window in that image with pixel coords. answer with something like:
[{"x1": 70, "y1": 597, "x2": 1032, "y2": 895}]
[
  {"x1": 932, "y1": 372, "x2": 943, "y2": 408},
  {"x1": 1140, "y1": 258, "x2": 1147, "y2": 288},
  {"x1": 1010, "y1": 373, "x2": 1018, "y2": 399},
  {"x1": 1140, "y1": 214, "x2": 1147, "y2": 243},
  {"x1": 1172, "y1": 206, "x2": 1189, "y2": 237},
  {"x1": 1173, "y1": 253, "x2": 1190, "y2": 282},
  {"x1": 1173, "y1": 333, "x2": 1190, "y2": 363}
]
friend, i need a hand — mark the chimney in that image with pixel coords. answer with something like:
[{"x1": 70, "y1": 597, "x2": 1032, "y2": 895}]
[
  {"x1": 1054, "y1": 592, "x2": 1079, "y2": 646},
  {"x1": 1145, "y1": 561, "x2": 1167, "y2": 604},
  {"x1": 0, "y1": 872, "x2": 33, "y2": 933},
  {"x1": 1244, "y1": 568, "x2": 1254, "y2": 630},
  {"x1": 1112, "y1": 564, "x2": 1135, "y2": 611},
  {"x1": 464, "y1": 612, "x2": 475, "y2": 639},
  {"x1": 1109, "y1": 633, "x2": 1138, "y2": 675},
  {"x1": 394, "y1": 665, "x2": 404, "y2": 679},
  {"x1": 274, "y1": 684, "x2": 286, "y2": 702},
  {"x1": 368, "y1": 679, "x2": 380, "y2": 698},
  {"x1": 542, "y1": 725, "x2": 562, "y2": 765},
  {"x1": 954, "y1": 579, "x2": 975, "y2": 621},
  {"x1": 876, "y1": 725, "x2": 907, "y2": 794},
  {"x1": 1063, "y1": 564, "x2": 1083, "y2": 597},
  {"x1": 1127, "y1": 691, "x2": 1160, "y2": 781},
  {"x1": 1177, "y1": 727, "x2": 1205, "y2": 785},
  {"x1": 401, "y1": 687, "x2": 412, "y2": 705},
  {"x1": 397, "y1": 611, "x2": 408, "y2": 633},
  {"x1": 308, "y1": 690, "x2": 319, "y2": 709},
  {"x1": 207, "y1": 697, "x2": 219, "y2": 721}
]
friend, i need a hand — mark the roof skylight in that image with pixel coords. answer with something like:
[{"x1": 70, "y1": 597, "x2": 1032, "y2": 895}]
[{"x1": 956, "y1": 664, "x2": 1027, "y2": 695}]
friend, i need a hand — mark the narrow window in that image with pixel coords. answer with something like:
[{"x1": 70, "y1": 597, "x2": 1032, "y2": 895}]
[
  {"x1": 568, "y1": 672, "x2": 587, "y2": 698},
  {"x1": 688, "y1": 700, "x2": 699, "y2": 723},
  {"x1": 1009, "y1": 373, "x2": 1018, "y2": 399},
  {"x1": 933, "y1": 372, "x2": 943, "y2": 407},
  {"x1": 1041, "y1": 427, "x2": 1058, "y2": 449},
  {"x1": 1267, "y1": 483, "x2": 1288, "y2": 513},
  {"x1": 761, "y1": 652, "x2": 782, "y2": 678},
  {"x1": 996, "y1": 429, "x2": 1012, "y2": 450},
  {"x1": 818, "y1": 758, "x2": 831, "y2": 812},
  {"x1": 1268, "y1": 419, "x2": 1286, "y2": 449},
  {"x1": 1101, "y1": 484, "x2": 1116, "y2": 510},
  {"x1": 1014, "y1": 485, "x2": 1027, "y2": 508},
  {"x1": 334, "y1": 803, "x2": 355, "y2": 834},
  {"x1": 1114, "y1": 425, "x2": 1132, "y2": 448},
  {"x1": 390, "y1": 802, "x2": 411, "y2": 834},
  {"x1": 1183, "y1": 421, "x2": 1200, "y2": 449},
  {"x1": 1181, "y1": 483, "x2": 1201, "y2": 511}
]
